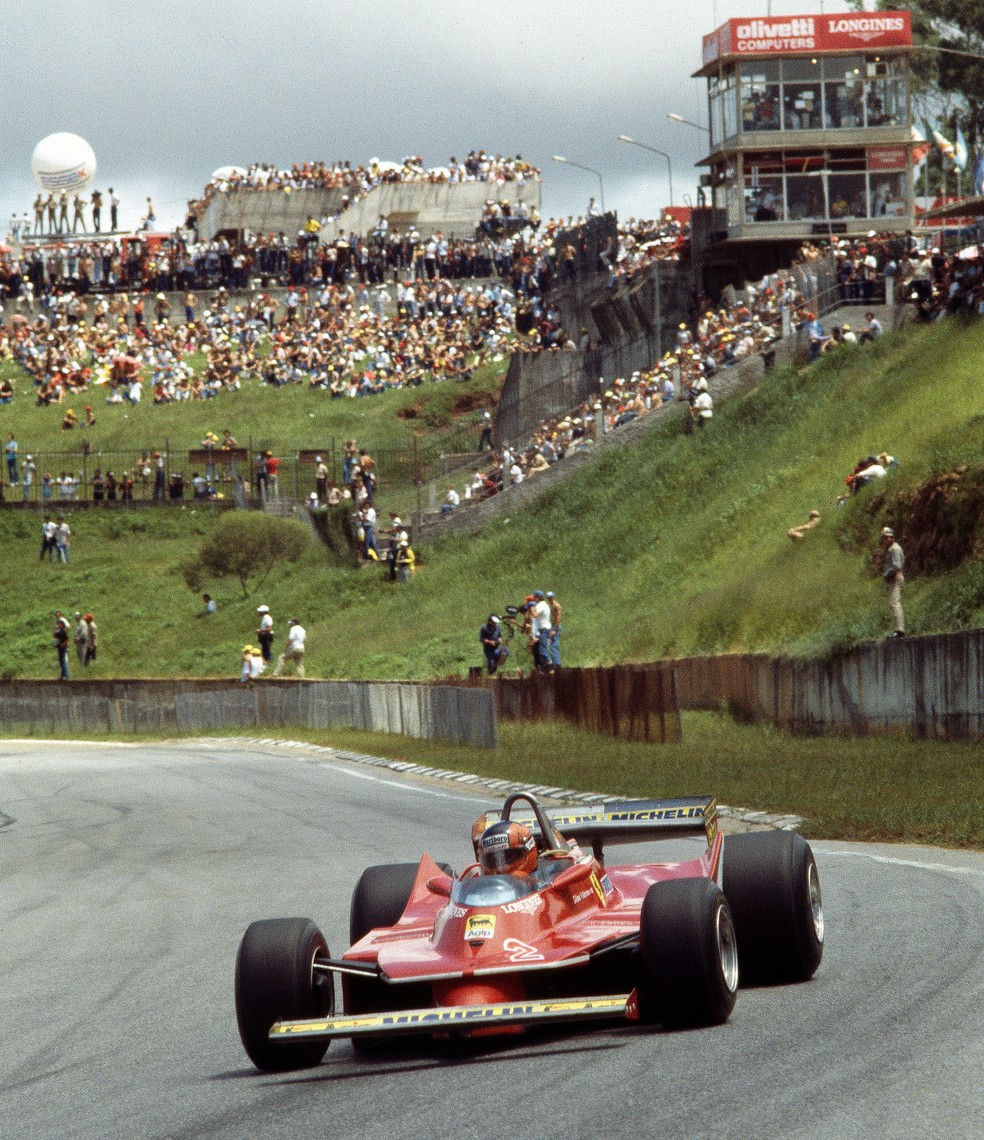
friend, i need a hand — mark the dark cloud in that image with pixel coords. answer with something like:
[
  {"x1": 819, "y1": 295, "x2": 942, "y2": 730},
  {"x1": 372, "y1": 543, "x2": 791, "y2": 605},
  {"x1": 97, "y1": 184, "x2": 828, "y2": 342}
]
[{"x1": 3, "y1": 0, "x2": 853, "y2": 232}]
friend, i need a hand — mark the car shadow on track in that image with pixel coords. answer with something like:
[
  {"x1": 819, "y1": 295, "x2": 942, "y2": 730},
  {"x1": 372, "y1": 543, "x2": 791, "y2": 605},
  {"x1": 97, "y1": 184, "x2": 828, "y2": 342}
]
[{"x1": 212, "y1": 1026, "x2": 635, "y2": 1084}]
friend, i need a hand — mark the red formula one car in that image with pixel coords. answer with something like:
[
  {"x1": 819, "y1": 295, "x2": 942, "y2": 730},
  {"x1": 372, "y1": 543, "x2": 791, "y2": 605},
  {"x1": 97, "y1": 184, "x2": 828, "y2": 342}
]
[{"x1": 235, "y1": 792, "x2": 824, "y2": 1071}]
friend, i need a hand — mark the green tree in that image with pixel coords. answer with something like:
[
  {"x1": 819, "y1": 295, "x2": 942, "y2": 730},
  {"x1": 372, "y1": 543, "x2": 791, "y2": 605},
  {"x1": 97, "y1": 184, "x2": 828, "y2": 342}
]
[
  {"x1": 862, "y1": 0, "x2": 984, "y2": 138},
  {"x1": 184, "y1": 512, "x2": 310, "y2": 597}
]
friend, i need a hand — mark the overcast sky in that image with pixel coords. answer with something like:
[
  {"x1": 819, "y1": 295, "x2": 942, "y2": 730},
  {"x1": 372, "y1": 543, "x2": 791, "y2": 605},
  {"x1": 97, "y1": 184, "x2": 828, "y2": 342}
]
[{"x1": 3, "y1": 0, "x2": 855, "y2": 235}]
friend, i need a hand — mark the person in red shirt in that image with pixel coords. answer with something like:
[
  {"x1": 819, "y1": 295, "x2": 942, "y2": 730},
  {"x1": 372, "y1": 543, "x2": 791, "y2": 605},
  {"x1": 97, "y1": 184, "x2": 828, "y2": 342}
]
[{"x1": 263, "y1": 450, "x2": 280, "y2": 499}]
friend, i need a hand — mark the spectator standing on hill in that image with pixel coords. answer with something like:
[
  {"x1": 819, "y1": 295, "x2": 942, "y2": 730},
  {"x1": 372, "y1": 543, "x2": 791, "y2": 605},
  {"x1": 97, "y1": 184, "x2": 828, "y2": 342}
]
[
  {"x1": 881, "y1": 527, "x2": 905, "y2": 638},
  {"x1": 5, "y1": 433, "x2": 18, "y2": 485},
  {"x1": 254, "y1": 451, "x2": 268, "y2": 499},
  {"x1": 272, "y1": 618, "x2": 306, "y2": 677},
  {"x1": 201, "y1": 594, "x2": 217, "y2": 615},
  {"x1": 153, "y1": 452, "x2": 166, "y2": 500},
  {"x1": 55, "y1": 516, "x2": 71, "y2": 563},
  {"x1": 264, "y1": 451, "x2": 279, "y2": 498},
  {"x1": 53, "y1": 612, "x2": 70, "y2": 680},
  {"x1": 529, "y1": 590, "x2": 553, "y2": 670},
  {"x1": 315, "y1": 456, "x2": 328, "y2": 503},
  {"x1": 546, "y1": 591, "x2": 563, "y2": 667},
  {"x1": 73, "y1": 612, "x2": 89, "y2": 667},
  {"x1": 359, "y1": 503, "x2": 380, "y2": 560},
  {"x1": 22, "y1": 455, "x2": 35, "y2": 500},
  {"x1": 256, "y1": 605, "x2": 274, "y2": 663},
  {"x1": 84, "y1": 613, "x2": 98, "y2": 664},
  {"x1": 40, "y1": 515, "x2": 57, "y2": 561}
]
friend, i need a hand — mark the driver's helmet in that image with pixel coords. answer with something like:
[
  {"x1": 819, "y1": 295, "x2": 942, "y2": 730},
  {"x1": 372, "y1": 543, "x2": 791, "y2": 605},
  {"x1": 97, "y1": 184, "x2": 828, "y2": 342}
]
[{"x1": 477, "y1": 820, "x2": 538, "y2": 876}]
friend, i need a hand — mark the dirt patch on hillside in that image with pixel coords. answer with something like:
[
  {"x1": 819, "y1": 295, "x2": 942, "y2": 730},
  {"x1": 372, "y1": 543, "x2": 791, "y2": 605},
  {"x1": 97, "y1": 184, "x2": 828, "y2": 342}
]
[
  {"x1": 867, "y1": 464, "x2": 984, "y2": 574},
  {"x1": 450, "y1": 391, "x2": 496, "y2": 416}
]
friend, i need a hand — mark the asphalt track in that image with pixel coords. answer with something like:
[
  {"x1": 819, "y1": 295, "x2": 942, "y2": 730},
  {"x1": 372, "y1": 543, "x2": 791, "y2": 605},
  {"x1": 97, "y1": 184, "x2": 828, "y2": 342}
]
[{"x1": 1, "y1": 739, "x2": 982, "y2": 1140}]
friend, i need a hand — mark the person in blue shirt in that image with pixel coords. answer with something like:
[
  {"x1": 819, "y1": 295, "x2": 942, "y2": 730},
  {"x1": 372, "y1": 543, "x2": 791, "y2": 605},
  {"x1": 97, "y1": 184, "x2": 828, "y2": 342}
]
[{"x1": 479, "y1": 616, "x2": 509, "y2": 674}]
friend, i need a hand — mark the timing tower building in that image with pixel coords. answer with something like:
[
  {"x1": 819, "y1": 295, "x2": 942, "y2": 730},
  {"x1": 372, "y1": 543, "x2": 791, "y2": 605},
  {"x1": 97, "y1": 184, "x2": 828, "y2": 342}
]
[{"x1": 693, "y1": 10, "x2": 914, "y2": 278}]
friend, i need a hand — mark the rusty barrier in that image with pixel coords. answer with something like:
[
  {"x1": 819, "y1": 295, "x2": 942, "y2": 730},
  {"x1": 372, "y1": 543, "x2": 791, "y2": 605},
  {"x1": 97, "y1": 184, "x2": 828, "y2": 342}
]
[{"x1": 452, "y1": 664, "x2": 681, "y2": 744}]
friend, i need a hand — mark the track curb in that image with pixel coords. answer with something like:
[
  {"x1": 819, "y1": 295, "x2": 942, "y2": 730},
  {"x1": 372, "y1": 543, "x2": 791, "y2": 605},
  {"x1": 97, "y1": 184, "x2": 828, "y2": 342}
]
[{"x1": 205, "y1": 735, "x2": 804, "y2": 832}]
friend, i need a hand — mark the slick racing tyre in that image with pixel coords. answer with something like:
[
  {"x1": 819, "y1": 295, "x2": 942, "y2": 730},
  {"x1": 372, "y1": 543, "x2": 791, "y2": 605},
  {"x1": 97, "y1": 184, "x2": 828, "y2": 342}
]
[
  {"x1": 722, "y1": 831, "x2": 825, "y2": 985},
  {"x1": 235, "y1": 917, "x2": 334, "y2": 1072},
  {"x1": 349, "y1": 863, "x2": 423, "y2": 947},
  {"x1": 346, "y1": 863, "x2": 449, "y2": 1041},
  {"x1": 637, "y1": 878, "x2": 739, "y2": 1029}
]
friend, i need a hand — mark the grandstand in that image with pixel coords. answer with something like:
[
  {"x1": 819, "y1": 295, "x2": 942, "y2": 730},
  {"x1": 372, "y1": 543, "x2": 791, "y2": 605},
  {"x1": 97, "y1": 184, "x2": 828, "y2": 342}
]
[{"x1": 195, "y1": 173, "x2": 541, "y2": 244}]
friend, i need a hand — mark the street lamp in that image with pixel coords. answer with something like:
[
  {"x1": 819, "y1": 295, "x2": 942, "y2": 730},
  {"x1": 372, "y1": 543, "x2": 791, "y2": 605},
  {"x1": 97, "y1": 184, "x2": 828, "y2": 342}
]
[
  {"x1": 552, "y1": 154, "x2": 606, "y2": 213},
  {"x1": 666, "y1": 113, "x2": 711, "y2": 135},
  {"x1": 617, "y1": 134, "x2": 674, "y2": 208}
]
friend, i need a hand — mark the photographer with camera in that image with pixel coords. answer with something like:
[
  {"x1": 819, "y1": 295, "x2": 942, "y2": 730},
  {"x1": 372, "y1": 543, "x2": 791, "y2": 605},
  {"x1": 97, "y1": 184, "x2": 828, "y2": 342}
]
[{"x1": 479, "y1": 615, "x2": 509, "y2": 674}]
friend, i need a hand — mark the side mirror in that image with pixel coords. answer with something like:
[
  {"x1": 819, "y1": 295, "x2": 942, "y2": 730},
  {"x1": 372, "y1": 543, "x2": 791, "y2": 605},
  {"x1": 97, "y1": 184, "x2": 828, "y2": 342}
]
[{"x1": 426, "y1": 874, "x2": 453, "y2": 897}]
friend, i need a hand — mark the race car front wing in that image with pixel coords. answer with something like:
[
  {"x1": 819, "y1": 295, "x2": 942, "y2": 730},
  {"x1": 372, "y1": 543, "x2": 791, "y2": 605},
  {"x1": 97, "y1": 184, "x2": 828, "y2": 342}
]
[{"x1": 270, "y1": 993, "x2": 635, "y2": 1042}]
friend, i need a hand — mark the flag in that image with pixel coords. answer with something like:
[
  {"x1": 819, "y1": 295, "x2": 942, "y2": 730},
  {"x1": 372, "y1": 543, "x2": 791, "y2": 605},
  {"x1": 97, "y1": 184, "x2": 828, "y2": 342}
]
[
  {"x1": 911, "y1": 124, "x2": 931, "y2": 176},
  {"x1": 933, "y1": 126, "x2": 956, "y2": 164},
  {"x1": 955, "y1": 125, "x2": 968, "y2": 172},
  {"x1": 974, "y1": 145, "x2": 984, "y2": 196}
]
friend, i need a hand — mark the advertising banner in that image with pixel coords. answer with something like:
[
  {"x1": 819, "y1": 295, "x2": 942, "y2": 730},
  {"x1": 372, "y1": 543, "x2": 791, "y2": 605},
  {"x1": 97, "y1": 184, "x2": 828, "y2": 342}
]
[
  {"x1": 868, "y1": 145, "x2": 908, "y2": 172},
  {"x1": 702, "y1": 11, "x2": 912, "y2": 66}
]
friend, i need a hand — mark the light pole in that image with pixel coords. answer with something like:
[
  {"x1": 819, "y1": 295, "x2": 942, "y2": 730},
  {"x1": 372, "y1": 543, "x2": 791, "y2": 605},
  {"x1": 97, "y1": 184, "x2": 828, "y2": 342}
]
[
  {"x1": 552, "y1": 155, "x2": 606, "y2": 213},
  {"x1": 666, "y1": 113, "x2": 711, "y2": 135},
  {"x1": 617, "y1": 134, "x2": 674, "y2": 208}
]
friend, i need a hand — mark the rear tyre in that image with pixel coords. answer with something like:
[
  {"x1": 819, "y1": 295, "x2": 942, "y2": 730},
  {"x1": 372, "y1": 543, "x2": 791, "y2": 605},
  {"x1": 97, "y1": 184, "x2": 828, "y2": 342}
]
[
  {"x1": 637, "y1": 878, "x2": 739, "y2": 1029},
  {"x1": 235, "y1": 917, "x2": 334, "y2": 1072},
  {"x1": 722, "y1": 831, "x2": 824, "y2": 985}
]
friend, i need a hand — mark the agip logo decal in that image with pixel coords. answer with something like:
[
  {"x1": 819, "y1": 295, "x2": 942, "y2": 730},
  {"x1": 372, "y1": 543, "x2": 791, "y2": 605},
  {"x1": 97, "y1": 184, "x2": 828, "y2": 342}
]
[{"x1": 465, "y1": 914, "x2": 496, "y2": 942}]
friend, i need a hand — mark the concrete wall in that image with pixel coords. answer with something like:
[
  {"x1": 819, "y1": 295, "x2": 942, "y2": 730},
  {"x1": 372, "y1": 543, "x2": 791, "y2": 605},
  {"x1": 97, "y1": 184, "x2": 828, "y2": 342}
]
[
  {"x1": 0, "y1": 679, "x2": 498, "y2": 749},
  {"x1": 199, "y1": 188, "x2": 350, "y2": 240},
  {"x1": 200, "y1": 180, "x2": 541, "y2": 243},
  {"x1": 672, "y1": 629, "x2": 984, "y2": 740},
  {"x1": 415, "y1": 340, "x2": 768, "y2": 542},
  {"x1": 495, "y1": 259, "x2": 691, "y2": 446}
]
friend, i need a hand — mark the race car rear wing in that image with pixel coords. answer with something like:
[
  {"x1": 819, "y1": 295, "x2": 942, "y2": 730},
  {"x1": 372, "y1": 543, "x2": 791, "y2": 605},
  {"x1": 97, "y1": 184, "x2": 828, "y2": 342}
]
[{"x1": 511, "y1": 796, "x2": 718, "y2": 858}]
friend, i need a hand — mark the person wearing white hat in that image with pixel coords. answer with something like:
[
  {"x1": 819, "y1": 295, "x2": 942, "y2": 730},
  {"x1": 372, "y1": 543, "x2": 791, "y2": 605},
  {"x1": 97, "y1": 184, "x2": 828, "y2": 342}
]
[
  {"x1": 22, "y1": 454, "x2": 36, "y2": 500},
  {"x1": 255, "y1": 605, "x2": 274, "y2": 662},
  {"x1": 315, "y1": 456, "x2": 328, "y2": 503},
  {"x1": 880, "y1": 528, "x2": 905, "y2": 637}
]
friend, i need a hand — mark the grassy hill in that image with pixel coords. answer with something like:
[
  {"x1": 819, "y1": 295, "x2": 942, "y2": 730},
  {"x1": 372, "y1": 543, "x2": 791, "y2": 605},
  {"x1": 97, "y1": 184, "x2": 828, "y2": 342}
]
[{"x1": 4, "y1": 316, "x2": 984, "y2": 681}]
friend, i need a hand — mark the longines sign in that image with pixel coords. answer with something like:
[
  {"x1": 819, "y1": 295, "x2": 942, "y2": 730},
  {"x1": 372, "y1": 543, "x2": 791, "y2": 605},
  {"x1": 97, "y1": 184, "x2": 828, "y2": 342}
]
[{"x1": 702, "y1": 11, "x2": 912, "y2": 65}]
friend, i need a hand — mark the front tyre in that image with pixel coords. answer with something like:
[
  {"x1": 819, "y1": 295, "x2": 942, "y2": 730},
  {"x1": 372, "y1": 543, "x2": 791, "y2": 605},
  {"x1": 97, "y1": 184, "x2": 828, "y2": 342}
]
[
  {"x1": 723, "y1": 831, "x2": 824, "y2": 985},
  {"x1": 637, "y1": 878, "x2": 739, "y2": 1029},
  {"x1": 235, "y1": 917, "x2": 334, "y2": 1072},
  {"x1": 346, "y1": 862, "x2": 450, "y2": 1049}
]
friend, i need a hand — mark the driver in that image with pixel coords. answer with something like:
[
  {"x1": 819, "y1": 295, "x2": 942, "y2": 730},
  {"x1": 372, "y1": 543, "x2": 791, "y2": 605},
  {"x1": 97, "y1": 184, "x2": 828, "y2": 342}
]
[{"x1": 473, "y1": 819, "x2": 539, "y2": 877}]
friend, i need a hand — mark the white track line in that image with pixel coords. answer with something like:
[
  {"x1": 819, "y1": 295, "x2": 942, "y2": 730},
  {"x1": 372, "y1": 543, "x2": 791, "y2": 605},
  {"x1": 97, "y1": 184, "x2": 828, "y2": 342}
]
[{"x1": 820, "y1": 849, "x2": 984, "y2": 878}]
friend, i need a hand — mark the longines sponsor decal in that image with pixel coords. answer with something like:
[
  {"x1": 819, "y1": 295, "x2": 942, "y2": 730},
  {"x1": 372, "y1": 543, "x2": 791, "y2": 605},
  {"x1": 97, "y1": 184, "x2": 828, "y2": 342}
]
[{"x1": 502, "y1": 895, "x2": 544, "y2": 915}]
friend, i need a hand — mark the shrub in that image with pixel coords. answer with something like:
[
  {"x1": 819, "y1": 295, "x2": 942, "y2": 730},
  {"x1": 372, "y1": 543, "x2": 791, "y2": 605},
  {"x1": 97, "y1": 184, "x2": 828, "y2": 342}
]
[{"x1": 189, "y1": 511, "x2": 310, "y2": 596}]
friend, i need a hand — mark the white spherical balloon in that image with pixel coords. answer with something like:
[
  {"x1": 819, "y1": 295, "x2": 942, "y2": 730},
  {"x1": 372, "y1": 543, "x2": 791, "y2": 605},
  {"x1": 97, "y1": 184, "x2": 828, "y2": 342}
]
[{"x1": 31, "y1": 132, "x2": 97, "y2": 194}]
